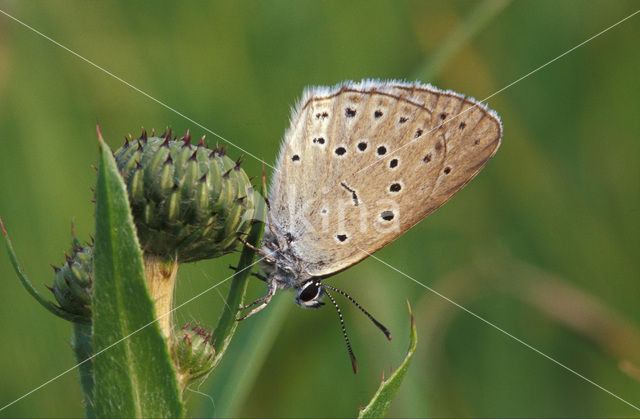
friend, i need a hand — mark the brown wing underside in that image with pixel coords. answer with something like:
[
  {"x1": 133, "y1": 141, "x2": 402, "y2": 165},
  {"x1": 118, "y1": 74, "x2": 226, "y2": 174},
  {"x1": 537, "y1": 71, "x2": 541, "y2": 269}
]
[{"x1": 269, "y1": 83, "x2": 502, "y2": 277}]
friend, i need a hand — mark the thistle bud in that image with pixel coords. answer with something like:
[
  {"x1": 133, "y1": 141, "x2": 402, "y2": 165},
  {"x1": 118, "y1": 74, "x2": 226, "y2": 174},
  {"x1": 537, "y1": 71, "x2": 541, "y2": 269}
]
[
  {"x1": 114, "y1": 130, "x2": 257, "y2": 263},
  {"x1": 171, "y1": 322, "x2": 217, "y2": 389},
  {"x1": 50, "y1": 236, "x2": 93, "y2": 323}
]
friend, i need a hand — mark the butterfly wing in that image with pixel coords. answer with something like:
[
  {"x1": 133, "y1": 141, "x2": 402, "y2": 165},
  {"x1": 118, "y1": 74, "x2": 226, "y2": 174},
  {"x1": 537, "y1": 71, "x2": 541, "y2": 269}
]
[{"x1": 268, "y1": 80, "x2": 502, "y2": 277}]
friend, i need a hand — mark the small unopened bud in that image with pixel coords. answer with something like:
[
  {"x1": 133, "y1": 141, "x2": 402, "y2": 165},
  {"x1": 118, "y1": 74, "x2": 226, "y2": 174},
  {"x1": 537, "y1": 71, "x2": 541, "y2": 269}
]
[
  {"x1": 171, "y1": 322, "x2": 217, "y2": 390},
  {"x1": 50, "y1": 236, "x2": 93, "y2": 323}
]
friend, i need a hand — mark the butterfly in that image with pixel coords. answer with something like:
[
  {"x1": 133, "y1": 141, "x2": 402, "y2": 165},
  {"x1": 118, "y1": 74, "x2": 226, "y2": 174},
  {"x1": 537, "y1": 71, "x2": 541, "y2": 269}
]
[{"x1": 240, "y1": 80, "x2": 502, "y2": 372}]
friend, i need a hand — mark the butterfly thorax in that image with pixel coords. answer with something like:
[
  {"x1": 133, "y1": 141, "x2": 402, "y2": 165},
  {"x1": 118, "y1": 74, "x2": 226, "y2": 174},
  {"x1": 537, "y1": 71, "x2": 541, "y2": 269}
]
[{"x1": 259, "y1": 228, "x2": 311, "y2": 291}]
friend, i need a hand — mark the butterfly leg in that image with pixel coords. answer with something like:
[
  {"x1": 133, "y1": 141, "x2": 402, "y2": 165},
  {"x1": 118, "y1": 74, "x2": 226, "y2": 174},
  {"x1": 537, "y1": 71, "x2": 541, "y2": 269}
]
[
  {"x1": 251, "y1": 272, "x2": 268, "y2": 282},
  {"x1": 238, "y1": 237, "x2": 260, "y2": 252},
  {"x1": 237, "y1": 238, "x2": 277, "y2": 264},
  {"x1": 236, "y1": 299, "x2": 271, "y2": 321},
  {"x1": 236, "y1": 281, "x2": 276, "y2": 321}
]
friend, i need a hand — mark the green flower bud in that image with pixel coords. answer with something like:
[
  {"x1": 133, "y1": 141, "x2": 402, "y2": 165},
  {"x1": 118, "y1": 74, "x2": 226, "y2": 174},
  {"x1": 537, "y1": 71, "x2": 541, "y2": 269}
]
[
  {"x1": 171, "y1": 322, "x2": 217, "y2": 389},
  {"x1": 49, "y1": 235, "x2": 93, "y2": 323},
  {"x1": 114, "y1": 129, "x2": 257, "y2": 263}
]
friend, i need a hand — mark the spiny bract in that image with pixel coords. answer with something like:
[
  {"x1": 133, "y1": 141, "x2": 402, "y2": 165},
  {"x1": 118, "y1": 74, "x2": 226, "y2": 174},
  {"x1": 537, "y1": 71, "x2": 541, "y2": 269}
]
[
  {"x1": 114, "y1": 129, "x2": 258, "y2": 262},
  {"x1": 49, "y1": 235, "x2": 93, "y2": 323}
]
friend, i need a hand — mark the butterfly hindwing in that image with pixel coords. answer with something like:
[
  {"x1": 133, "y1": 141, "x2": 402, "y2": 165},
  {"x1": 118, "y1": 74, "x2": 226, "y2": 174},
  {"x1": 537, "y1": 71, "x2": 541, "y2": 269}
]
[{"x1": 268, "y1": 81, "x2": 502, "y2": 277}]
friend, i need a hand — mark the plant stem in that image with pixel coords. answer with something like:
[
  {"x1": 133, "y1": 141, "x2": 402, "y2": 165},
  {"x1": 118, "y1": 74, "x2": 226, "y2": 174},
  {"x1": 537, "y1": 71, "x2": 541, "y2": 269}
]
[
  {"x1": 198, "y1": 296, "x2": 290, "y2": 418},
  {"x1": 210, "y1": 217, "x2": 265, "y2": 368},
  {"x1": 71, "y1": 322, "x2": 95, "y2": 418},
  {"x1": 143, "y1": 254, "x2": 179, "y2": 338},
  {"x1": 211, "y1": 177, "x2": 267, "y2": 367}
]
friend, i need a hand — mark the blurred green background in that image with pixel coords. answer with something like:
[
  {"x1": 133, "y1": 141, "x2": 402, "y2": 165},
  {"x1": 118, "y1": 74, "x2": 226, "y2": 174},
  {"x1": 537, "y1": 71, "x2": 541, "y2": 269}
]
[{"x1": 1, "y1": 1, "x2": 639, "y2": 417}]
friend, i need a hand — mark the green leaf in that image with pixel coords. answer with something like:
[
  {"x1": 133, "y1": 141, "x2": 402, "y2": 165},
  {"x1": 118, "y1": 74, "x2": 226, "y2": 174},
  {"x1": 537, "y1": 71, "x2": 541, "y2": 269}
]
[
  {"x1": 93, "y1": 130, "x2": 183, "y2": 418},
  {"x1": 359, "y1": 302, "x2": 418, "y2": 419}
]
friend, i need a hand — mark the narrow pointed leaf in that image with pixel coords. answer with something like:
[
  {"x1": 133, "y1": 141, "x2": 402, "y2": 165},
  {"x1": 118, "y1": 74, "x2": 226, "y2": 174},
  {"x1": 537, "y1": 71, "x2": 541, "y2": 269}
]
[
  {"x1": 359, "y1": 302, "x2": 418, "y2": 419},
  {"x1": 93, "y1": 133, "x2": 183, "y2": 418}
]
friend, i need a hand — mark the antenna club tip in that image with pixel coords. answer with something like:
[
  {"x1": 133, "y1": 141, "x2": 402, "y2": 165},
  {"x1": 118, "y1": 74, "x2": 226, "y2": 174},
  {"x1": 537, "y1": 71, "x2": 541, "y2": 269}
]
[
  {"x1": 0, "y1": 216, "x2": 6, "y2": 236},
  {"x1": 351, "y1": 356, "x2": 358, "y2": 374}
]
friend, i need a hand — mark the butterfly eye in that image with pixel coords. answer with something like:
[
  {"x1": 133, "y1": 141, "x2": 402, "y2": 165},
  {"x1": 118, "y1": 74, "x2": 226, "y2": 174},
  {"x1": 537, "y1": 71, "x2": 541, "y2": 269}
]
[
  {"x1": 299, "y1": 282, "x2": 320, "y2": 302},
  {"x1": 295, "y1": 282, "x2": 324, "y2": 308}
]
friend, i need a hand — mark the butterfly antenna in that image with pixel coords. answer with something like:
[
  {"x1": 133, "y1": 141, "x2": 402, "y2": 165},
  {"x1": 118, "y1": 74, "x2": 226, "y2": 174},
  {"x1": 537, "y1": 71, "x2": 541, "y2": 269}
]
[
  {"x1": 324, "y1": 288, "x2": 358, "y2": 374},
  {"x1": 323, "y1": 284, "x2": 392, "y2": 341}
]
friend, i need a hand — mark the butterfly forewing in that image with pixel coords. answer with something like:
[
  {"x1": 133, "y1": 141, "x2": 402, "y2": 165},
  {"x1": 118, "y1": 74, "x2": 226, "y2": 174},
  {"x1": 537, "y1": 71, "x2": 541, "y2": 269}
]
[{"x1": 269, "y1": 81, "x2": 502, "y2": 277}]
